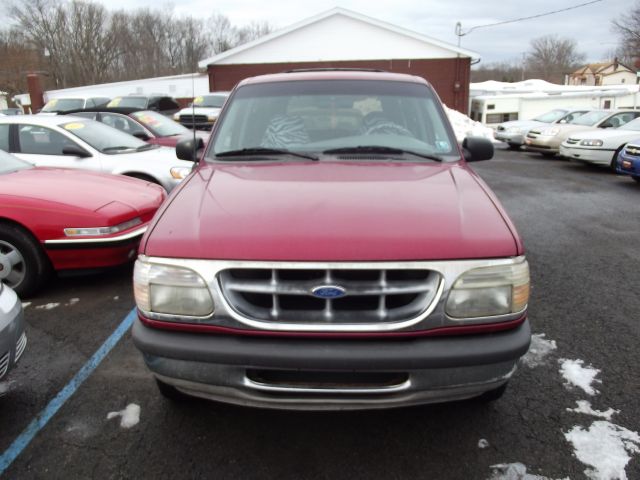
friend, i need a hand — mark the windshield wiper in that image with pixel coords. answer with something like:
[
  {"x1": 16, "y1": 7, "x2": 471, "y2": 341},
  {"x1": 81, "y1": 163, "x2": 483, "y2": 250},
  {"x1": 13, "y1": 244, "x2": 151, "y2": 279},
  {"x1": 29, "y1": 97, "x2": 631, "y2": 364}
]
[
  {"x1": 136, "y1": 143, "x2": 157, "y2": 151},
  {"x1": 323, "y1": 145, "x2": 442, "y2": 162},
  {"x1": 215, "y1": 147, "x2": 318, "y2": 161},
  {"x1": 102, "y1": 146, "x2": 135, "y2": 152}
]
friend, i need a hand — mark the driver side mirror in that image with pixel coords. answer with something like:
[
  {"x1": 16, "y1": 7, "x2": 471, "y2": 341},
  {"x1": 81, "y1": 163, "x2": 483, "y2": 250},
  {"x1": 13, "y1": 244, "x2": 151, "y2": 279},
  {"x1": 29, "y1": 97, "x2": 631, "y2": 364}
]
[
  {"x1": 62, "y1": 145, "x2": 91, "y2": 157},
  {"x1": 462, "y1": 136, "x2": 494, "y2": 162},
  {"x1": 176, "y1": 137, "x2": 204, "y2": 162}
]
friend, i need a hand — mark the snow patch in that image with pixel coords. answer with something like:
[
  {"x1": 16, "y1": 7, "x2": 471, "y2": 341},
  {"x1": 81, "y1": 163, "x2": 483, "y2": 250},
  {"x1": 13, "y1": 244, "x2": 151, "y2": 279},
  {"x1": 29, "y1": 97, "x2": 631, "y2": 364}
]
[
  {"x1": 559, "y1": 359, "x2": 601, "y2": 396},
  {"x1": 488, "y1": 463, "x2": 568, "y2": 480},
  {"x1": 65, "y1": 298, "x2": 80, "y2": 306},
  {"x1": 444, "y1": 105, "x2": 496, "y2": 143},
  {"x1": 113, "y1": 296, "x2": 119, "y2": 301},
  {"x1": 21, "y1": 302, "x2": 31, "y2": 309},
  {"x1": 107, "y1": 403, "x2": 140, "y2": 429},
  {"x1": 0, "y1": 381, "x2": 13, "y2": 396},
  {"x1": 565, "y1": 421, "x2": 640, "y2": 480},
  {"x1": 522, "y1": 334, "x2": 557, "y2": 368},
  {"x1": 35, "y1": 302, "x2": 60, "y2": 310},
  {"x1": 478, "y1": 438, "x2": 490, "y2": 449},
  {"x1": 568, "y1": 400, "x2": 618, "y2": 421}
]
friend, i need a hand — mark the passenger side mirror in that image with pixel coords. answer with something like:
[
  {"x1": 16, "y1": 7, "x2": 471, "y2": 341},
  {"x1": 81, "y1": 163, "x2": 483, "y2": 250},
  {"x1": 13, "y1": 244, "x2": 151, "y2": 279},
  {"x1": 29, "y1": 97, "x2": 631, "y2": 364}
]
[
  {"x1": 62, "y1": 145, "x2": 91, "y2": 157},
  {"x1": 176, "y1": 137, "x2": 204, "y2": 162},
  {"x1": 600, "y1": 121, "x2": 613, "y2": 129},
  {"x1": 462, "y1": 136, "x2": 494, "y2": 162}
]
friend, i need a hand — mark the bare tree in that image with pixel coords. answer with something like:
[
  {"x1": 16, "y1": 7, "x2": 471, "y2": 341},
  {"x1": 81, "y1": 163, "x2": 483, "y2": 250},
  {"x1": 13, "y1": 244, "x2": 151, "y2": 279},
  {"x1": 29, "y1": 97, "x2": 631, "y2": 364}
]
[
  {"x1": 611, "y1": 1, "x2": 640, "y2": 66},
  {"x1": 525, "y1": 35, "x2": 585, "y2": 83},
  {"x1": 471, "y1": 59, "x2": 524, "y2": 83}
]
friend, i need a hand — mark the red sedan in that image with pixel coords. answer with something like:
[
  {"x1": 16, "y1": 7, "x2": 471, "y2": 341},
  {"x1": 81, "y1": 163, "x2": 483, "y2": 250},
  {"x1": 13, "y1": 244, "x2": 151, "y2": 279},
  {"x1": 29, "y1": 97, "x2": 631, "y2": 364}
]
[{"x1": 0, "y1": 150, "x2": 165, "y2": 297}]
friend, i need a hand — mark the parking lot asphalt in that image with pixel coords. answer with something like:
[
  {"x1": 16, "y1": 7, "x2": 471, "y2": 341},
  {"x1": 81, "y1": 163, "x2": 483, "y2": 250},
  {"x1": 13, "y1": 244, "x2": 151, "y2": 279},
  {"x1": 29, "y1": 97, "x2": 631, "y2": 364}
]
[{"x1": 1, "y1": 146, "x2": 639, "y2": 479}]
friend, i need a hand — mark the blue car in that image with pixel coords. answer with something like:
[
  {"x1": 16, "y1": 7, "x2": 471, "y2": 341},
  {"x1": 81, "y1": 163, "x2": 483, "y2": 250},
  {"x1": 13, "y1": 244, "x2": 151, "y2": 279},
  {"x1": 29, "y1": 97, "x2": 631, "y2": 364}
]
[
  {"x1": 617, "y1": 142, "x2": 640, "y2": 183},
  {"x1": 0, "y1": 282, "x2": 26, "y2": 386}
]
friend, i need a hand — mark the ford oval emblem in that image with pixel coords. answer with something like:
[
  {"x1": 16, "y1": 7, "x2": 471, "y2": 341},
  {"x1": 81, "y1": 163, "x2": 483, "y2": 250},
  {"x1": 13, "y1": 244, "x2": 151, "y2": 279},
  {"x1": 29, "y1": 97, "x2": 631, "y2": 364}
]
[{"x1": 311, "y1": 285, "x2": 346, "y2": 299}]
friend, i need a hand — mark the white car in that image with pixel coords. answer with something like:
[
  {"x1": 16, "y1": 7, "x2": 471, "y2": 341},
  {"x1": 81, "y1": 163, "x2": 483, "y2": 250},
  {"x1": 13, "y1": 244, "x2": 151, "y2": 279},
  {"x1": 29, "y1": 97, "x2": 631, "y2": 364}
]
[
  {"x1": 495, "y1": 109, "x2": 587, "y2": 149},
  {"x1": 39, "y1": 95, "x2": 111, "y2": 114},
  {"x1": 0, "y1": 116, "x2": 195, "y2": 191},
  {"x1": 173, "y1": 92, "x2": 230, "y2": 130},
  {"x1": 560, "y1": 117, "x2": 640, "y2": 169}
]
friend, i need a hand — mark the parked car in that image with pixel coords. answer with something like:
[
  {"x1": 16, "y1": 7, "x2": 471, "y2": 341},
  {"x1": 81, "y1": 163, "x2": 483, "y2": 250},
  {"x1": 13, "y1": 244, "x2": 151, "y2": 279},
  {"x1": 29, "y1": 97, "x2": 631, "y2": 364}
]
[
  {"x1": 0, "y1": 283, "x2": 25, "y2": 384},
  {"x1": 0, "y1": 116, "x2": 196, "y2": 191},
  {"x1": 40, "y1": 96, "x2": 110, "y2": 114},
  {"x1": 62, "y1": 108, "x2": 209, "y2": 148},
  {"x1": 495, "y1": 109, "x2": 587, "y2": 149},
  {"x1": 559, "y1": 117, "x2": 640, "y2": 169},
  {"x1": 0, "y1": 149, "x2": 166, "y2": 296},
  {"x1": 525, "y1": 110, "x2": 640, "y2": 157},
  {"x1": 173, "y1": 92, "x2": 230, "y2": 129},
  {"x1": 106, "y1": 96, "x2": 180, "y2": 116},
  {"x1": 132, "y1": 70, "x2": 531, "y2": 410},
  {"x1": 616, "y1": 141, "x2": 640, "y2": 183},
  {"x1": 0, "y1": 108, "x2": 23, "y2": 116}
]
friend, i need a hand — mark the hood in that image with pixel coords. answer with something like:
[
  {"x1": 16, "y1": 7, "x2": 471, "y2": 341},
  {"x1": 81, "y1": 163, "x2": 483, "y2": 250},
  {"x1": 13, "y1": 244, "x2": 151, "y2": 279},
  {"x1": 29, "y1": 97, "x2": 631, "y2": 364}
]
[
  {"x1": 177, "y1": 107, "x2": 222, "y2": 116},
  {"x1": 144, "y1": 162, "x2": 519, "y2": 261},
  {"x1": 1, "y1": 167, "x2": 164, "y2": 219},
  {"x1": 566, "y1": 128, "x2": 640, "y2": 141},
  {"x1": 498, "y1": 120, "x2": 544, "y2": 130}
]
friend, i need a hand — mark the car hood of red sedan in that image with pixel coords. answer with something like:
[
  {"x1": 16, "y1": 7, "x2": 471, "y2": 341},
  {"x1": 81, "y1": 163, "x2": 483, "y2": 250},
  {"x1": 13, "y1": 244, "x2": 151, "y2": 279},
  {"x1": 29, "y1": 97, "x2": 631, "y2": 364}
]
[
  {"x1": 144, "y1": 161, "x2": 521, "y2": 261},
  {"x1": 1, "y1": 167, "x2": 163, "y2": 217}
]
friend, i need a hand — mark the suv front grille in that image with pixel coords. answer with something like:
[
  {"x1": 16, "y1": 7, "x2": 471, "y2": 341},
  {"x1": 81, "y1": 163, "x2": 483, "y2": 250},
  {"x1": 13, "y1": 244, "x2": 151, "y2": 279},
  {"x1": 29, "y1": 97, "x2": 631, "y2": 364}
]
[
  {"x1": 625, "y1": 145, "x2": 640, "y2": 156},
  {"x1": 219, "y1": 268, "x2": 441, "y2": 325},
  {"x1": 180, "y1": 114, "x2": 209, "y2": 123}
]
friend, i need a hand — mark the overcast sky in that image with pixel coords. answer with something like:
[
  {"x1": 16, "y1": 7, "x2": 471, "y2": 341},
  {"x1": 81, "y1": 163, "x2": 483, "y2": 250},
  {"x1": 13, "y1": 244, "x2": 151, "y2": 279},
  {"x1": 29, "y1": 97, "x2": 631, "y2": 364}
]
[{"x1": 7, "y1": 0, "x2": 632, "y2": 65}]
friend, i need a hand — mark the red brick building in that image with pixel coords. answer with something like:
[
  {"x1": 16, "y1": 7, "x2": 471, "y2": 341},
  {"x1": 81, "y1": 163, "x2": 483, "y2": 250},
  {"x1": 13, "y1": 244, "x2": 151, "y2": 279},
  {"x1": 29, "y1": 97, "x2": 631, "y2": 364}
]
[{"x1": 198, "y1": 8, "x2": 479, "y2": 114}]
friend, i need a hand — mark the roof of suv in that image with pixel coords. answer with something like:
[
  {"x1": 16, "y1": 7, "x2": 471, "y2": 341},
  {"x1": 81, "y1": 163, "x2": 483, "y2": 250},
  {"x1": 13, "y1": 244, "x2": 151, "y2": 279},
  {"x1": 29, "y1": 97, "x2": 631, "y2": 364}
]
[{"x1": 238, "y1": 70, "x2": 430, "y2": 87}]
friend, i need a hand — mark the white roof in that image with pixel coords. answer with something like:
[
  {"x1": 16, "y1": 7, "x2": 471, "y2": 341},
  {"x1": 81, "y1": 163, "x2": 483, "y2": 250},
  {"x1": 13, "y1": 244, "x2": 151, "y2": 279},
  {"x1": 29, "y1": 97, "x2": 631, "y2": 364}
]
[{"x1": 199, "y1": 7, "x2": 478, "y2": 68}]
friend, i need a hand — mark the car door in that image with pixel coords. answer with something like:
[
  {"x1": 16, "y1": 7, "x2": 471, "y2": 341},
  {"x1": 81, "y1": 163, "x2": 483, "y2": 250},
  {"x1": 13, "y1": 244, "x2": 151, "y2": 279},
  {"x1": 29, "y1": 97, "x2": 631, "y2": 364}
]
[{"x1": 12, "y1": 123, "x2": 102, "y2": 172}]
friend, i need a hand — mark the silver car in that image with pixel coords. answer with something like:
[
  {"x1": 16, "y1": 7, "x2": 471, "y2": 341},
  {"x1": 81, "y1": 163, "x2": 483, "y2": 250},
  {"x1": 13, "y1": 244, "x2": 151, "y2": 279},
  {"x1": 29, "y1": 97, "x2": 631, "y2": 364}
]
[
  {"x1": 495, "y1": 109, "x2": 587, "y2": 149},
  {"x1": 0, "y1": 283, "x2": 26, "y2": 385},
  {"x1": 0, "y1": 116, "x2": 196, "y2": 191}
]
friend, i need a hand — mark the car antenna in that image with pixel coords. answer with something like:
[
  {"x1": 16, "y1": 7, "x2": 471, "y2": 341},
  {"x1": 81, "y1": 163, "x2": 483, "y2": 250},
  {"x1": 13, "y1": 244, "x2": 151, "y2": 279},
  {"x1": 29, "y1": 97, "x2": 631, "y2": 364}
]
[{"x1": 191, "y1": 73, "x2": 197, "y2": 161}]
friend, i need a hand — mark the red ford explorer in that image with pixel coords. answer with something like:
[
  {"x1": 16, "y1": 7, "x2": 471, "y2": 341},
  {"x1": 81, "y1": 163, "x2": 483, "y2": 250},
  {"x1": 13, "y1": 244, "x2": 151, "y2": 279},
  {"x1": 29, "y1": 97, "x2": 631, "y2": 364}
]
[{"x1": 132, "y1": 70, "x2": 531, "y2": 410}]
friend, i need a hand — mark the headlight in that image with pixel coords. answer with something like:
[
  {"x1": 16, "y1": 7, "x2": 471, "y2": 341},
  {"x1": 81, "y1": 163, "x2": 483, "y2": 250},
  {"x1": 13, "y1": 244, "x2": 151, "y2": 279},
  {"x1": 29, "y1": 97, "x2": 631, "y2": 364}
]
[
  {"x1": 580, "y1": 139, "x2": 603, "y2": 147},
  {"x1": 507, "y1": 127, "x2": 523, "y2": 134},
  {"x1": 170, "y1": 167, "x2": 192, "y2": 179},
  {"x1": 64, "y1": 217, "x2": 142, "y2": 237},
  {"x1": 207, "y1": 114, "x2": 218, "y2": 122},
  {"x1": 173, "y1": 113, "x2": 180, "y2": 121},
  {"x1": 446, "y1": 259, "x2": 529, "y2": 319},
  {"x1": 542, "y1": 127, "x2": 560, "y2": 136},
  {"x1": 134, "y1": 260, "x2": 214, "y2": 316}
]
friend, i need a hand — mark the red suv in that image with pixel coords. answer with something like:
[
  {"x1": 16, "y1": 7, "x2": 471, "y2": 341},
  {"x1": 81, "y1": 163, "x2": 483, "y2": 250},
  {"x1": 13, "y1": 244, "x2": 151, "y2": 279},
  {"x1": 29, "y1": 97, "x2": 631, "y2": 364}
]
[{"x1": 133, "y1": 70, "x2": 531, "y2": 410}]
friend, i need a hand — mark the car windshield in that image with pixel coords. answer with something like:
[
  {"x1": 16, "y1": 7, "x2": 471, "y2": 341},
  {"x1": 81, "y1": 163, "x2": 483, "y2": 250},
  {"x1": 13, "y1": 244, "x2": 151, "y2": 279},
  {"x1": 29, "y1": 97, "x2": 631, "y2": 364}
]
[
  {"x1": 0, "y1": 149, "x2": 32, "y2": 174},
  {"x1": 42, "y1": 98, "x2": 84, "y2": 112},
  {"x1": 192, "y1": 95, "x2": 227, "y2": 108},
  {"x1": 533, "y1": 109, "x2": 568, "y2": 123},
  {"x1": 208, "y1": 80, "x2": 457, "y2": 161},
  {"x1": 108, "y1": 97, "x2": 148, "y2": 109},
  {"x1": 569, "y1": 111, "x2": 610, "y2": 126},
  {"x1": 60, "y1": 119, "x2": 149, "y2": 153},
  {"x1": 620, "y1": 118, "x2": 640, "y2": 131},
  {"x1": 131, "y1": 110, "x2": 189, "y2": 137}
]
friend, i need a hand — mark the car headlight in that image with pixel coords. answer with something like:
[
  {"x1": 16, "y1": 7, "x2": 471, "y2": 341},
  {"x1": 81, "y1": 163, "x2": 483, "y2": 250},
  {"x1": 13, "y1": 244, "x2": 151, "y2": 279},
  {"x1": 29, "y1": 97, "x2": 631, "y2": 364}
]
[
  {"x1": 64, "y1": 217, "x2": 142, "y2": 236},
  {"x1": 207, "y1": 114, "x2": 218, "y2": 122},
  {"x1": 580, "y1": 139, "x2": 603, "y2": 147},
  {"x1": 542, "y1": 127, "x2": 560, "y2": 136},
  {"x1": 134, "y1": 259, "x2": 214, "y2": 317},
  {"x1": 170, "y1": 167, "x2": 192, "y2": 179},
  {"x1": 173, "y1": 113, "x2": 180, "y2": 121},
  {"x1": 446, "y1": 259, "x2": 530, "y2": 319},
  {"x1": 507, "y1": 127, "x2": 523, "y2": 134}
]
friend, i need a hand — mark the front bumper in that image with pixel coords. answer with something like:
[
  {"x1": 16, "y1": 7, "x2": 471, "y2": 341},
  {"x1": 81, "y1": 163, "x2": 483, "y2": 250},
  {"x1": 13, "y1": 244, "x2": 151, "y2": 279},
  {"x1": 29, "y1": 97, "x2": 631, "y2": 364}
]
[
  {"x1": 495, "y1": 132, "x2": 525, "y2": 146},
  {"x1": 524, "y1": 135, "x2": 560, "y2": 153},
  {"x1": 133, "y1": 317, "x2": 531, "y2": 410},
  {"x1": 617, "y1": 151, "x2": 640, "y2": 177},
  {"x1": 0, "y1": 286, "x2": 26, "y2": 381},
  {"x1": 559, "y1": 145, "x2": 613, "y2": 165}
]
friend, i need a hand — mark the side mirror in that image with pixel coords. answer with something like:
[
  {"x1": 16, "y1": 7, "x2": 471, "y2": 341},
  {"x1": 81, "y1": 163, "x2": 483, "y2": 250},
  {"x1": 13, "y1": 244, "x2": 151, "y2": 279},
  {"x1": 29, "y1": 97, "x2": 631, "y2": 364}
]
[
  {"x1": 62, "y1": 145, "x2": 91, "y2": 157},
  {"x1": 462, "y1": 136, "x2": 494, "y2": 162},
  {"x1": 176, "y1": 137, "x2": 204, "y2": 161},
  {"x1": 600, "y1": 121, "x2": 613, "y2": 129},
  {"x1": 133, "y1": 131, "x2": 151, "y2": 141}
]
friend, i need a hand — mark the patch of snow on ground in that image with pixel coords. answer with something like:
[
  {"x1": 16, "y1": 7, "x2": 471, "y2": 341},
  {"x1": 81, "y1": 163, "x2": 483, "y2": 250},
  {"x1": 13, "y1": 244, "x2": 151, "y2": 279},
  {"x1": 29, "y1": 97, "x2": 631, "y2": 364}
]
[
  {"x1": 0, "y1": 381, "x2": 13, "y2": 396},
  {"x1": 488, "y1": 463, "x2": 567, "y2": 480},
  {"x1": 21, "y1": 302, "x2": 31, "y2": 309},
  {"x1": 522, "y1": 334, "x2": 557, "y2": 368},
  {"x1": 113, "y1": 296, "x2": 119, "y2": 301},
  {"x1": 35, "y1": 302, "x2": 60, "y2": 310},
  {"x1": 565, "y1": 421, "x2": 640, "y2": 480},
  {"x1": 444, "y1": 105, "x2": 496, "y2": 143},
  {"x1": 559, "y1": 359, "x2": 601, "y2": 395},
  {"x1": 478, "y1": 439, "x2": 490, "y2": 449},
  {"x1": 65, "y1": 298, "x2": 80, "y2": 306},
  {"x1": 568, "y1": 400, "x2": 618, "y2": 421},
  {"x1": 107, "y1": 403, "x2": 140, "y2": 429}
]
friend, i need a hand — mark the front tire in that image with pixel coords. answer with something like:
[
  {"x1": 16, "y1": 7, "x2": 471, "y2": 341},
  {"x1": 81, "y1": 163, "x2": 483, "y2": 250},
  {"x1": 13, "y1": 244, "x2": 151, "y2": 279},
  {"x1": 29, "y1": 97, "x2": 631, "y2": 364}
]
[
  {"x1": 0, "y1": 223, "x2": 50, "y2": 297},
  {"x1": 474, "y1": 383, "x2": 508, "y2": 403},
  {"x1": 155, "y1": 378, "x2": 189, "y2": 402},
  {"x1": 632, "y1": 176, "x2": 640, "y2": 183}
]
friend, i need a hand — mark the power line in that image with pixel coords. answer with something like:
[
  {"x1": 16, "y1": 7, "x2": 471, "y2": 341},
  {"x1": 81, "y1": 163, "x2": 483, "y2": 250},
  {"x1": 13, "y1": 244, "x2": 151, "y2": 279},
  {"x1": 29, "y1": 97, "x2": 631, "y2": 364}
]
[{"x1": 456, "y1": 0, "x2": 603, "y2": 39}]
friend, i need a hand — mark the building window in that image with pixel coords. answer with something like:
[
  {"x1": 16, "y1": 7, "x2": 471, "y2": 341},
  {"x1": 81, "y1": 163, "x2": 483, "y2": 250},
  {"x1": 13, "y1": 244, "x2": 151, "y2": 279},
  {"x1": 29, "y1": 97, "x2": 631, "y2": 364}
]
[
  {"x1": 487, "y1": 104, "x2": 495, "y2": 110},
  {"x1": 486, "y1": 113, "x2": 518, "y2": 124}
]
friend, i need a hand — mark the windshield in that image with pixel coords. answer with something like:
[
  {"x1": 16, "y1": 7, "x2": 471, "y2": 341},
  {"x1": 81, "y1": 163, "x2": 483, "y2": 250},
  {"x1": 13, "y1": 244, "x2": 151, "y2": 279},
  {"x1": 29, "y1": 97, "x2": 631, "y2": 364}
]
[
  {"x1": 131, "y1": 110, "x2": 189, "y2": 137},
  {"x1": 0, "y1": 149, "x2": 32, "y2": 174},
  {"x1": 42, "y1": 98, "x2": 84, "y2": 112},
  {"x1": 108, "y1": 97, "x2": 148, "y2": 109},
  {"x1": 621, "y1": 117, "x2": 640, "y2": 131},
  {"x1": 569, "y1": 111, "x2": 610, "y2": 126},
  {"x1": 533, "y1": 109, "x2": 568, "y2": 123},
  {"x1": 60, "y1": 120, "x2": 149, "y2": 153},
  {"x1": 193, "y1": 95, "x2": 227, "y2": 108},
  {"x1": 208, "y1": 80, "x2": 457, "y2": 161}
]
